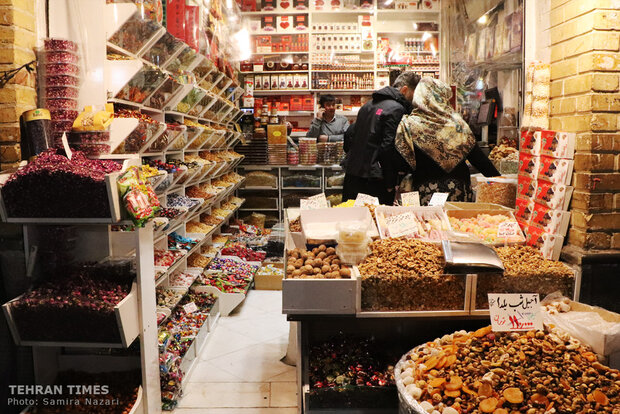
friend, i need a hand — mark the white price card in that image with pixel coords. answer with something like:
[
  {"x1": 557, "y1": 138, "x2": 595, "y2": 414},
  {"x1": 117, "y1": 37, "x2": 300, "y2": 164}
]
[
  {"x1": 300, "y1": 193, "x2": 328, "y2": 210},
  {"x1": 354, "y1": 193, "x2": 379, "y2": 206},
  {"x1": 61, "y1": 133, "x2": 73, "y2": 160},
  {"x1": 183, "y1": 302, "x2": 199, "y2": 314},
  {"x1": 400, "y1": 191, "x2": 420, "y2": 207},
  {"x1": 428, "y1": 192, "x2": 449, "y2": 206},
  {"x1": 497, "y1": 221, "x2": 521, "y2": 238},
  {"x1": 488, "y1": 293, "x2": 543, "y2": 332},
  {"x1": 386, "y1": 211, "x2": 417, "y2": 238}
]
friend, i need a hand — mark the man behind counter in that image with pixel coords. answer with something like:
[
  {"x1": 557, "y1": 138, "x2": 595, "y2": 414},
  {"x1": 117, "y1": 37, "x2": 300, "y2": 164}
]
[{"x1": 307, "y1": 94, "x2": 349, "y2": 142}]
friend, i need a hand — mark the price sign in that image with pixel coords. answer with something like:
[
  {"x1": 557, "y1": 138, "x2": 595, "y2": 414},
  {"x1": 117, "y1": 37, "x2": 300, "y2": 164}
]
[
  {"x1": 400, "y1": 191, "x2": 420, "y2": 207},
  {"x1": 488, "y1": 294, "x2": 543, "y2": 332},
  {"x1": 300, "y1": 193, "x2": 328, "y2": 210},
  {"x1": 497, "y1": 221, "x2": 521, "y2": 238},
  {"x1": 354, "y1": 193, "x2": 379, "y2": 206},
  {"x1": 183, "y1": 302, "x2": 199, "y2": 314},
  {"x1": 386, "y1": 212, "x2": 417, "y2": 238},
  {"x1": 61, "y1": 133, "x2": 73, "y2": 160},
  {"x1": 428, "y1": 192, "x2": 449, "y2": 206}
]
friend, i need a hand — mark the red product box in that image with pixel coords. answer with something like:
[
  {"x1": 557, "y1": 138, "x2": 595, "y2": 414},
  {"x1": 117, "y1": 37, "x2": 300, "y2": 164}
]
[
  {"x1": 518, "y1": 152, "x2": 540, "y2": 178},
  {"x1": 242, "y1": 0, "x2": 258, "y2": 11},
  {"x1": 277, "y1": 15, "x2": 293, "y2": 33},
  {"x1": 530, "y1": 203, "x2": 571, "y2": 235},
  {"x1": 515, "y1": 196, "x2": 535, "y2": 223},
  {"x1": 290, "y1": 96, "x2": 303, "y2": 111},
  {"x1": 302, "y1": 96, "x2": 314, "y2": 111},
  {"x1": 534, "y1": 180, "x2": 574, "y2": 210},
  {"x1": 294, "y1": 15, "x2": 308, "y2": 31},
  {"x1": 166, "y1": 0, "x2": 186, "y2": 40},
  {"x1": 278, "y1": 0, "x2": 292, "y2": 10},
  {"x1": 536, "y1": 130, "x2": 576, "y2": 159},
  {"x1": 517, "y1": 175, "x2": 537, "y2": 199},
  {"x1": 280, "y1": 102, "x2": 290, "y2": 111},
  {"x1": 525, "y1": 225, "x2": 564, "y2": 260},
  {"x1": 537, "y1": 155, "x2": 574, "y2": 185},
  {"x1": 520, "y1": 129, "x2": 540, "y2": 155},
  {"x1": 262, "y1": 16, "x2": 277, "y2": 33},
  {"x1": 262, "y1": 0, "x2": 276, "y2": 10},
  {"x1": 294, "y1": 0, "x2": 309, "y2": 9}
]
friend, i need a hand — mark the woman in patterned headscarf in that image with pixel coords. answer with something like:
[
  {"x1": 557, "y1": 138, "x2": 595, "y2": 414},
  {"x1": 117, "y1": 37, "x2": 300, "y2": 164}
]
[{"x1": 395, "y1": 77, "x2": 499, "y2": 205}]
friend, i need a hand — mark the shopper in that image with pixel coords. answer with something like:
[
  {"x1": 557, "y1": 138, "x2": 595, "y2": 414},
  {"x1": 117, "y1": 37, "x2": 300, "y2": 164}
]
[
  {"x1": 395, "y1": 77, "x2": 500, "y2": 205},
  {"x1": 343, "y1": 72, "x2": 420, "y2": 204},
  {"x1": 307, "y1": 94, "x2": 349, "y2": 142}
]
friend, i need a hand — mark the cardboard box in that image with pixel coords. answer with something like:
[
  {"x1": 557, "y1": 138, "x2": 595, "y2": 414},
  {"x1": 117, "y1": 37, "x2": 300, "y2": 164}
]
[
  {"x1": 536, "y1": 130, "x2": 576, "y2": 159},
  {"x1": 538, "y1": 156, "x2": 574, "y2": 185},
  {"x1": 515, "y1": 196, "x2": 535, "y2": 222},
  {"x1": 294, "y1": 0, "x2": 309, "y2": 9},
  {"x1": 525, "y1": 225, "x2": 563, "y2": 260},
  {"x1": 278, "y1": 0, "x2": 293, "y2": 11},
  {"x1": 254, "y1": 262, "x2": 284, "y2": 290},
  {"x1": 267, "y1": 124, "x2": 287, "y2": 144},
  {"x1": 261, "y1": 16, "x2": 277, "y2": 33},
  {"x1": 277, "y1": 15, "x2": 293, "y2": 33},
  {"x1": 518, "y1": 153, "x2": 540, "y2": 178},
  {"x1": 294, "y1": 15, "x2": 308, "y2": 31},
  {"x1": 517, "y1": 176, "x2": 537, "y2": 199},
  {"x1": 254, "y1": 75, "x2": 263, "y2": 90},
  {"x1": 530, "y1": 203, "x2": 571, "y2": 235},
  {"x1": 534, "y1": 180, "x2": 574, "y2": 210},
  {"x1": 290, "y1": 96, "x2": 303, "y2": 111},
  {"x1": 262, "y1": 0, "x2": 276, "y2": 10},
  {"x1": 270, "y1": 75, "x2": 279, "y2": 90},
  {"x1": 302, "y1": 96, "x2": 314, "y2": 111},
  {"x1": 255, "y1": 35, "x2": 272, "y2": 53},
  {"x1": 242, "y1": 0, "x2": 258, "y2": 11},
  {"x1": 520, "y1": 129, "x2": 541, "y2": 155}
]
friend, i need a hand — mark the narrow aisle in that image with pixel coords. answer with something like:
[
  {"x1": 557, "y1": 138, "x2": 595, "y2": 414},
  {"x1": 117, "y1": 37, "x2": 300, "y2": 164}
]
[{"x1": 173, "y1": 290, "x2": 298, "y2": 413}]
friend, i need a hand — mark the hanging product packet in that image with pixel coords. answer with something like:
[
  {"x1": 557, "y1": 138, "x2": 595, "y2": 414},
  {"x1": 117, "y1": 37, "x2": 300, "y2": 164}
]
[{"x1": 118, "y1": 166, "x2": 161, "y2": 226}]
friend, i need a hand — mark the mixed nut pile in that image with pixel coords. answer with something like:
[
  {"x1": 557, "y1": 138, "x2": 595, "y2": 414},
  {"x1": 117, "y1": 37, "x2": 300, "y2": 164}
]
[
  {"x1": 286, "y1": 245, "x2": 352, "y2": 279},
  {"x1": 398, "y1": 326, "x2": 620, "y2": 414}
]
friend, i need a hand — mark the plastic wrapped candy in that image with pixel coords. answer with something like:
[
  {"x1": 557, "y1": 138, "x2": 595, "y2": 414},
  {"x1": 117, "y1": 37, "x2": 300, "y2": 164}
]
[{"x1": 117, "y1": 166, "x2": 160, "y2": 226}]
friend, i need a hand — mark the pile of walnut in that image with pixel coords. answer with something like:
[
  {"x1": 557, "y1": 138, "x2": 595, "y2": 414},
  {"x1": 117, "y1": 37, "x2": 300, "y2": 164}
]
[
  {"x1": 289, "y1": 216, "x2": 302, "y2": 232},
  {"x1": 494, "y1": 245, "x2": 574, "y2": 278},
  {"x1": 286, "y1": 245, "x2": 351, "y2": 279},
  {"x1": 397, "y1": 326, "x2": 620, "y2": 414}
]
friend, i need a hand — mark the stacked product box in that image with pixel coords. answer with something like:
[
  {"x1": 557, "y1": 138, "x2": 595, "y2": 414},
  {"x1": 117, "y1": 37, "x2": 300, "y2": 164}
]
[{"x1": 517, "y1": 129, "x2": 575, "y2": 260}]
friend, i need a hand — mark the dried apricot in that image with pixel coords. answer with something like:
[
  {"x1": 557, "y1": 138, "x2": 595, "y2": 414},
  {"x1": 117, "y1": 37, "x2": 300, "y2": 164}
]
[
  {"x1": 424, "y1": 356, "x2": 439, "y2": 370},
  {"x1": 592, "y1": 390, "x2": 609, "y2": 406},
  {"x1": 478, "y1": 382, "x2": 493, "y2": 398},
  {"x1": 479, "y1": 397, "x2": 498, "y2": 413},
  {"x1": 445, "y1": 354, "x2": 457, "y2": 367},
  {"x1": 445, "y1": 389, "x2": 461, "y2": 398},
  {"x1": 462, "y1": 385, "x2": 477, "y2": 396},
  {"x1": 493, "y1": 409, "x2": 508, "y2": 414},
  {"x1": 503, "y1": 387, "x2": 523, "y2": 404},
  {"x1": 436, "y1": 356, "x2": 447, "y2": 369},
  {"x1": 445, "y1": 376, "x2": 463, "y2": 391},
  {"x1": 429, "y1": 377, "x2": 445, "y2": 388},
  {"x1": 474, "y1": 326, "x2": 493, "y2": 337},
  {"x1": 582, "y1": 351, "x2": 596, "y2": 362},
  {"x1": 530, "y1": 393, "x2": 549, "y2": 406}
]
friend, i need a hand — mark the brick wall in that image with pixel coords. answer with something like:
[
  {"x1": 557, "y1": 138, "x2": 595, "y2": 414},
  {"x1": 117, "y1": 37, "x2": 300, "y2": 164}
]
[
  {"x1": 548, "y1": 0, "x2": 620, "y2": 250},
  {"x1": 0, "y1": 0, "x2": 36, "y2": 171}
]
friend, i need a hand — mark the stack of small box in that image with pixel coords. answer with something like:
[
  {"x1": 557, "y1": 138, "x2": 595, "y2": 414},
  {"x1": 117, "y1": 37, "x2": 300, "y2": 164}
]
[
  {"x1": 39, "y1": 38, "x2": 81, "y2": 148},
  {"x1": 516, "y1": 129, "x2": 575, "y2": 260},
  {"x1": 235, "y1": 136, "x2": 268, "y2": 165},
  {"x1": 317, "y1": 142, "x2": 344, "y2": 165},
  {"x1": 267, "y1": 124, "x2": 287, "y2": 165},
  {"x1": 299, "y1": 138, "x2": 318, "y2": 165}
]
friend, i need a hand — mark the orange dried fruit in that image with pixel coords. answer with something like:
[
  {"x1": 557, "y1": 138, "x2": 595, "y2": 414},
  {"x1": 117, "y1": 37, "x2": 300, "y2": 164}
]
[
  {"x1": 474, "y1": 326, "x2": 493, "y2": 337},
  {"x1": 429, "y1": 377, "x2": 445, "y2": 388},
  {"x1": 572, "y1": 354, "x2": 582, "y2": 364},
  {"x1": 445, "y1": 389, "x2": 461, "y2": 398},
  {"x1": 493, "y1": 409, "x2": 509, "y2": 414},
  {"x1": 479, "y1": 397, "x2": 498, "y2": 413},
  {"x1": 503, "y1": 388, "x2": 524, "y2": 404},
  {"x1": 445, "y1": 376, "x2": 463, "y2": 391},
  {"x1": 582, "y1": 352, "x2": 596, "y2": 362},
  {"x1": 592, "y1": 390, "x2": 609, "y2": 406},
  {"x1": 478, "y1": 382, "x2": 493, "y2": 398},
  {"x1": 518, "y1": 351, "x2": 526, "y2": 361},
  {"x1": 445, "y1": 354, "x2": 457, "y2": 367},
  {"x1": 436, "y1": 356, "x2": 448, "y2": 369},
  {"x1": 443, "y1": 345, "x2": 457, "y2": 353},
  {"x1": 530, "y1": 393, "x2": 549, "y2": 406},
  {"x1": 462, "y1": 385, "x2": 477, "y2": 396},
  {"x1": 424, "y1": 356, "x2": 439, "y2": 370}
]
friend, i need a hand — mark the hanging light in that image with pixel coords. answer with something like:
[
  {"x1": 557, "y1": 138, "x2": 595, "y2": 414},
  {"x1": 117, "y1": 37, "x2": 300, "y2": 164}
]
[
  {"x1": 233, "y1": 28, "x2": 251, "y2": 61},
  {"x1": 477, "y1": 14, "x2": 488, "y2": 25}
]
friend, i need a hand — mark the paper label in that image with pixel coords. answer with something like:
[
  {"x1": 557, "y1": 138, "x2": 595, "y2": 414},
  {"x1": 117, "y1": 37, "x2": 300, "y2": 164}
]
[
  {"x1": 61, "y1": 133, "x2": 72, "y2": 160},
  {"x1": 300, "y1": 193, "x2": 328, "y2": 210},
  {"x1": 183, "y1": 302, "x2": 199, "y2": 314},
  {"x1": 428, "y1": 192, "x2": 449, "y2": 206},
  {"x1": 400, "y1": 191, "x2": 420, "y2": 207},
  {"x1": 488, "y1": 293, "x2": 543, "y2": 332},
  {"x1": 386, "y1": 211, "x2": 417, "y2": 238},
  {"x1": 354, "y1": 193, "x2": 379, "y2": 206},
  {"x1": 497, "y1": 221, "x2": 521, "y2": 238}
]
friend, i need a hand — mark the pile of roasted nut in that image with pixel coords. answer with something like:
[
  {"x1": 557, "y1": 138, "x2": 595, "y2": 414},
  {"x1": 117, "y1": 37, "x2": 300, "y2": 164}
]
[
  {"x1": 397, "y1": 326, "x2": 620, "y2": 414},
  {"x1": 289, "y1": 216, "x2": 302, "y2": 232},
  {"x1": 495, "y1": 246, "x2": 574, "y2": 278},
  {"x1": 358, "y1": 238, "x2": 465, "y2": 311},
  {"x1": 286, "y1": 245, "x2": 352, "y2": 279}
]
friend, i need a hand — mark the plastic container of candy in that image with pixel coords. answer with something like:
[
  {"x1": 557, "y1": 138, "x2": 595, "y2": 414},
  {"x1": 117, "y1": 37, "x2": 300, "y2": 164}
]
[
  {"x1": 42, "y1": 51, "x2": 79, "y2": 64},
  {"x1": 45, "y1": 86, "x2": 79, "y2": 99},
  {"x1": 42, "y1": 98, "x2": 78, "y2": 111},
  {"x1": 70, "y1": 142, "x2": 111, "y2": 156},
  {"x1": 44, "y1": 63, "x2": 80, "y2": 76},
  {"x1": 43, "y1": 74, "x2": 80, "y2": 87},
  {"x1": 44, "y1": 38, "x2": 78, "y2": 53}
]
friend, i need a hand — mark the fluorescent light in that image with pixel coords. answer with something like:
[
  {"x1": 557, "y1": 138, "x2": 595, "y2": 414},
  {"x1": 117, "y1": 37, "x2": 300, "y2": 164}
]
[
  {"x1": 421, "y1": 31, "x2": 432, "y2": 41},
  {"x1": 233, "y1": 28, "x2": 251, "y2": 61},
  {"x1": 412, "y1": 23, "x2": 418, "y2": 30},
  {"x1": 384, "y1": 0, "x2": 393, "y2": 5},
  {"x1": 477, "y1": 14, "x2": 488, "y2": 24}
]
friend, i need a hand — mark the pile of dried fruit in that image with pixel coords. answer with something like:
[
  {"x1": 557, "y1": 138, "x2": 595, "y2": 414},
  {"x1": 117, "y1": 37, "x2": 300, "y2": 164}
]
[{"x1": 397, "y1": 326, "x2": 620, "y2": 413}]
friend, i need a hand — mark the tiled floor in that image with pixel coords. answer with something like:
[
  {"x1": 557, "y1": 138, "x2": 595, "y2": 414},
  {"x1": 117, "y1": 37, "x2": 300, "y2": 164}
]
[{"x1": 174, "y1": 290, "x2": 298, "y2": 414}]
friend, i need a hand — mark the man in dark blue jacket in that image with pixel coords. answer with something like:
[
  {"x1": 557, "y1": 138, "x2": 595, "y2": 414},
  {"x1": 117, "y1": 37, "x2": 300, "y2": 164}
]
[{"x1": 343, "y1": 72, "x2": 420, "y2": 204}]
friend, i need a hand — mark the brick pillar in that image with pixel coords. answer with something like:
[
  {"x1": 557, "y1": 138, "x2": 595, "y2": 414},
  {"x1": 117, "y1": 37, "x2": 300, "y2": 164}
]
[
  {"x1": 0, "y1": 0, "x2": 37, "y2": 171},
  {"x1": 548, "y1": 0, "x2": 620, "y2": 251}
]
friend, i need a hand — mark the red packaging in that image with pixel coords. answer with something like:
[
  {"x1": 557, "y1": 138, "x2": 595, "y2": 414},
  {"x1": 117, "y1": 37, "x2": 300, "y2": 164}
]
[
  {"x1": 242, "y1": 0, "x2": 257, "y2": 11},
  {"x1": 517, "y1": 175, "x2": 537, "y2": 199},
  {"x1": 536, "y1": 130, "x2": 576, "y2": 159},
  {"x1": 166, "y1": 0, "x2": 185, "y2": 40},
  {"x1": 302, "y1": 96, "x2": 314, "y2": 111},
  {"x1": 534, "y1": 180, "x2": 573, "y2": 210},
  {"x1": 530, "y1": 203, "x2": 571, "y2": 235},
  {"x1": 537, "y1": 155, "x2": 574, "y2": 185},
  {"x1": 294, "y1": 0, "x2": 309, "y2": 9},
  {"x1": 290, "y1": 96, "x2": 303, "y2": 111},
  {"x1": 515, "y1": 196, "x2": 534, "y2": 223},
  {"x1": 261, "y1": 16, "x2": 276, "y2": 32},
  {"x1": 525, "y1": 225, "x2": 563, "y2": 260},
  {"x1": 262, "y1": 0, "x2": 276, "y2": 10},
  {"x1": 277, "y1": 15, "x2": 293, "y2": 33},
  {"x1": 184, "y1": 4, "x2": 200, "y2": 51},
  {"x1": 294, "y1": 15, "x2": 308, "y2": 31},
  {"x1": 518, "y1": 152, "x2": 540, "y2": 178},
  {"x1": 519, "y1": 129, "x2": 540, "y2": 155}
]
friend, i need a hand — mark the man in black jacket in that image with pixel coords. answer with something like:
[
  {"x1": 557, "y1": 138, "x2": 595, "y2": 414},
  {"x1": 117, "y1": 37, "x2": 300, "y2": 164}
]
[{"x1": 343, "y1": 72, "x2": 420, "y2": 204}]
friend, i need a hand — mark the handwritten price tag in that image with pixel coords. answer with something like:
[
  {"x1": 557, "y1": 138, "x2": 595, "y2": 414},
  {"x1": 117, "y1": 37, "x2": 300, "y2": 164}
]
[
  {"x1": 488, "y1": 293, "x2": 543, "y2": 332},
  {"x1": 400, "y1": 191, "x2": 420, "y2": 207},
  {"x1": 428, "y1": 192, "x2": 449, "y2": 206},
  {"x1": 386, "y1": 212, "x2": 417, "y2": 238},
  {"x1": 354, "y1": 193, "x2": 379, "y2": 206},
  {"x1": 497, "y1": 221, "x2": 521, "y2": 238},
  {"x1": 300, "y1": 193, "x2": 328, "y2": 210},
  {"x1": 183, "y1": 302, "x2": 199, "y2": 314}
]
